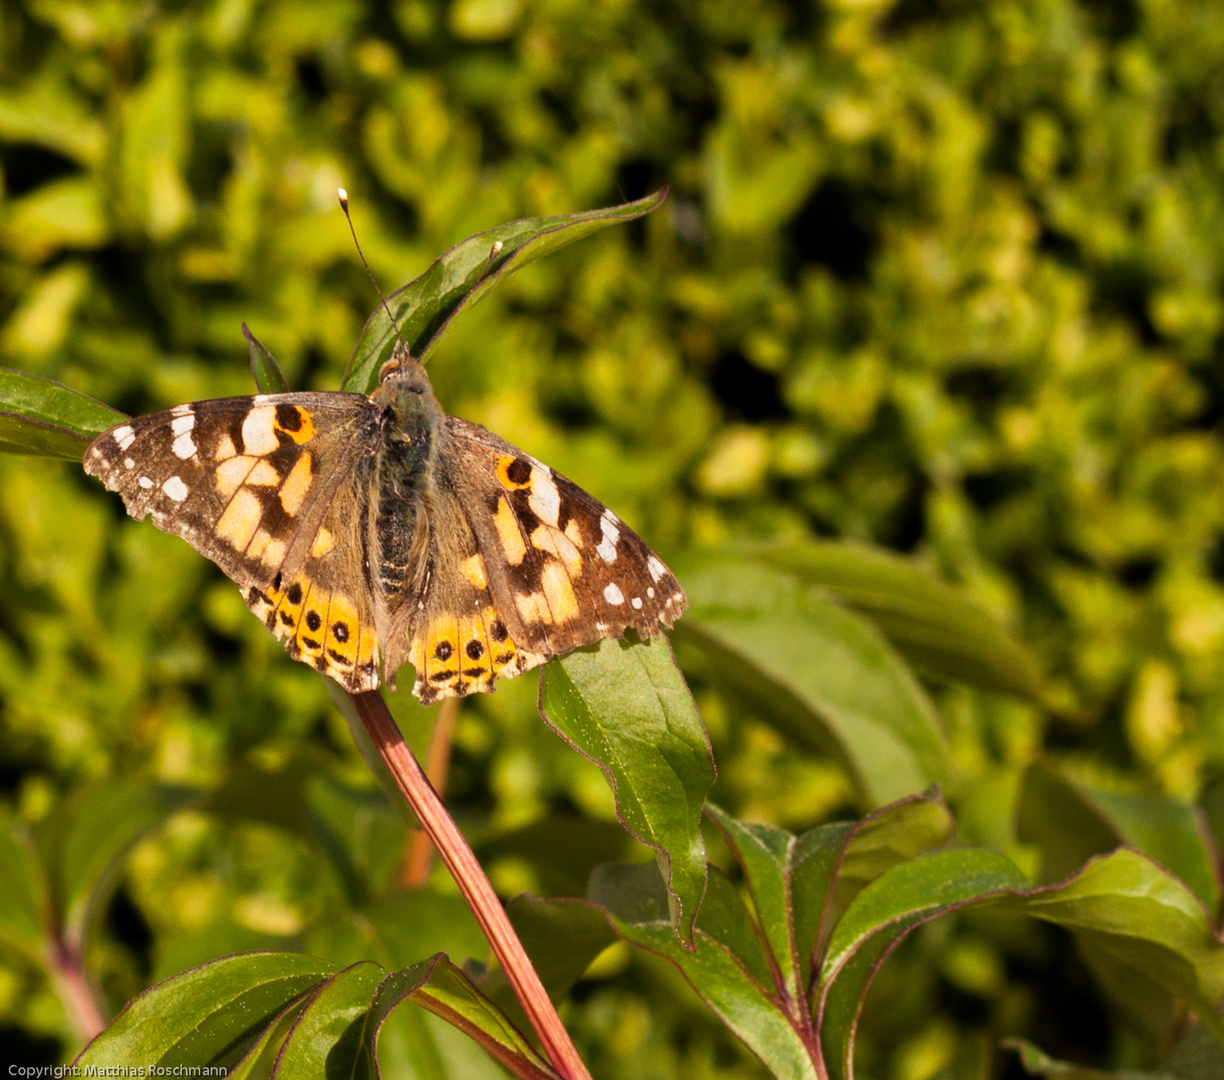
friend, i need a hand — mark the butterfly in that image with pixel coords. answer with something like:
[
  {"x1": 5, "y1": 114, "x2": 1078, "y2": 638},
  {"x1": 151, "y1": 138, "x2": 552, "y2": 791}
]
[{"x1": 83, "y1": 346, "x2": 687, "y2": 703}]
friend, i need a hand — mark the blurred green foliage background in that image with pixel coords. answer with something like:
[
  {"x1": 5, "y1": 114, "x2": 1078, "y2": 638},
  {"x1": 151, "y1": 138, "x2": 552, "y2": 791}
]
[{"x1": 4, "y1": 0, "x2": 1224, "y2": 1076}]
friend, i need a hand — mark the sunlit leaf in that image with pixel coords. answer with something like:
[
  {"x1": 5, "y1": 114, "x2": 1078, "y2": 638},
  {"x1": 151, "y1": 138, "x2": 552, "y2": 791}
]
[
  {"x1": 343, "y1": 190, "x2": 668, "y2": 393},
  {"x1": 0, "y1": 367, "x2": 127, "y2": 459},
  {"x1": 539, "y1": 636, "x2": 714, "y2": 944},
  {"x1": 758, "y1": 542, "x2": 1043, "y2": 702},
  {"x1": 673, "y1": 552, "x2": 951, "y2": 807}
]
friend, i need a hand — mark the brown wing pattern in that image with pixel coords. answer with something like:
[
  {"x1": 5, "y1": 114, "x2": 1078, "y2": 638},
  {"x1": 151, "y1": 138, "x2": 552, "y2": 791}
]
[
  {"x1": 441, "y1": 416, "x2": 687, "y2": 665},
  {"x1": 84, "y1": 394, "x2": 383, "y2": 691}
]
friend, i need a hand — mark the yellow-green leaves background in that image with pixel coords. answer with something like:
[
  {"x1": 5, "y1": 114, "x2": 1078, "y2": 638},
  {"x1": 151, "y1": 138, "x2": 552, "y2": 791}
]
[{"x1": 4, "y1": 0, "x2": 1224, "y2": 1076}]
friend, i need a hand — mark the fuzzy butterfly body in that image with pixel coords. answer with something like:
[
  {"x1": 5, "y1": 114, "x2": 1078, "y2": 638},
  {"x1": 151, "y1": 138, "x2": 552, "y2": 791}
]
[{"x1": 84, "y1": 348, "x2": 686, "y2": 703}]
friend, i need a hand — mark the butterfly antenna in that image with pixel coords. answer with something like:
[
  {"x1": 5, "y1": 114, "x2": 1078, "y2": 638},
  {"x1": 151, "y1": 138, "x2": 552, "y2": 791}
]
[{"x1": 338, "y1": 188, "x2": 410, "y2": 358}]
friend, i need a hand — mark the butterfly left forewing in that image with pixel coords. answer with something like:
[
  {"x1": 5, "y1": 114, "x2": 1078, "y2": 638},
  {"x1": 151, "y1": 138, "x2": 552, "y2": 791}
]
[{"x1": 86, "y1": 393, "x2": 384, "y2": 692}]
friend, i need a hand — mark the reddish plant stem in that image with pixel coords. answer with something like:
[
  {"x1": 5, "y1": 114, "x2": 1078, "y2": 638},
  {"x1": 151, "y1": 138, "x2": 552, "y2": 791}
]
[
  {"x1": 349, "y1": 690, "x2": 592, "y2": 1080},
  {"x1": 50, "y1": 935, "x2": 106, "y2": 1042},
  {"x1": 400, "y1": 695, "x2": 461, "y2": 889}
]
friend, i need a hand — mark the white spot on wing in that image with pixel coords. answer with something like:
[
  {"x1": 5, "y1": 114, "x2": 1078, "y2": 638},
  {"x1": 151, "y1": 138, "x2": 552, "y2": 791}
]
[
  {"x1": 597, "y1": 513, "x2": 619, "y2": 563},
  {"x1": 647, "y1": 587, "x2": 655, "y2": 598},
  {"x1": 124, "y1": 458, "x2": 135, "y2": 469},
  {"x1": 170, "y1": 413, "x2": 195, "y2": 436},
  {"x1": 112, "y1": 425, "x2": 135, "y2": 451},
  {"x1": 138, "y1": 476, "x2": 153, "y2": 489},
  {"x1": 172, "y1": 432, "x2": 197, "y2": 459},
  {"x1": 162, "y1": 475, "x2": 189, "y2": 502},
  {"x1": 647, "y1": 555, "x2": 666, "y2": 582},
  {"x1": 241, "y1": 407, "x2": 279, "y2": 455},
  {"x1": 631, "y1": 597, "x2": 643, "y2": 609},
  {"x1": 171, "y1": 404, "x2": 192, "y2": 417},
  {"x1": 527, "y1": 468, "x2": 561, "y2": 526},
  {"x1": 604, "y1": 583, "x2": 624, "y2": 606}
]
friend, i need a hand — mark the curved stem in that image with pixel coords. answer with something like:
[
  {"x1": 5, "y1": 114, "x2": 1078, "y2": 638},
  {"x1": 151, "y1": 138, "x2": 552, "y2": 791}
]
[{"x1": 348, "y1": 690, "x2": 593, "y2": 1080}]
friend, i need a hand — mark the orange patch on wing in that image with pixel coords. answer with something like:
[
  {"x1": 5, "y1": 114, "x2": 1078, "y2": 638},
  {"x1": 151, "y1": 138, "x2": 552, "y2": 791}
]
[
  {"x1": 217, "y1": 488, "x2": 264, "y2": 549},
  {"x1": 279, "y1": 452, "x2": 313, "y2": 515},
  {"x1": 541, "y1": 561, "x2": 579, "y2": 622},
  {"x1": 493, "y1": 497, "x2": 527, "y2": 565}
]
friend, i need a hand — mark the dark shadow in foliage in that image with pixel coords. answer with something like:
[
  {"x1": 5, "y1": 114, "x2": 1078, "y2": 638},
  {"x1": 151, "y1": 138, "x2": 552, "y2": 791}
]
[{"x1": 788, "y1": 176, "x2": 880, "y2": 283}]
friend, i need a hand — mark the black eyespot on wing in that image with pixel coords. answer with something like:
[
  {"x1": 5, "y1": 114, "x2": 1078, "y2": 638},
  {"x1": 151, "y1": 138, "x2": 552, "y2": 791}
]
[
  {"x1": 272, "y1": 572, "x2": 283, "y2": 592},
  {"x1": 332, "y1": 622, "x2": 350, "y2": 643},
  {"x1": 306, "y1": 610, "x2": 322, "y2": 632},
  {"x1": 280, "y1": 611, "x2": 295, "y2": 627},
  {"x1": 276, "y1": 403, "x2": 304, "y2": 431},
  {"x1": 465, "y1": 639, "x2": 484, "y2": 660},
  {"x1": 490, "y1": 620, "x2": 508, "y2": 642},
  {"x1": 434, "y1": 641, "x2": 453, "y2": 661},
  {"x1": 287, "y1": 582, "x2": 303, "y2": 605},
  {"x1": 506, "y1": 457, "x2": 531, "y2": 485}
]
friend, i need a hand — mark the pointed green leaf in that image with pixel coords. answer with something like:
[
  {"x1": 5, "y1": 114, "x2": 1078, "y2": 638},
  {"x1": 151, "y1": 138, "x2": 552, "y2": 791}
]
[
  {"x1": 271, "y1": 962, "x2": 386, "y2": 1078},
  {"x1": 342, "y1": 190, "x2": 668, "y2": 393},
  {"x1": 367, "y1": 956, "x2": 557, "y2": 1080},
  {"x1": 1004, "y1": 849, "x2": 1224, "y2": 1045},
  {"x1": 818, "y1": 848, "x2": 1028, "y2": 1080},
  {"x1": 0, "y1": 367, "x2": 126, "y2": 459},
  {"x1": 75, "y1": 953, "x2": 339, "y2": 1071},
  {"x1": 1019, "y1": 763, "x2": 1219, "y2": 912},
  {"x1": 244, "y1": 323, "x2": 290, "y2": 394},
  {"x1": 590, "y1": 864, "x2": 818, "y2": 1080},
  {"x1": 672, "y1": 553, "x2": 951, "y2": 807},
  {"x1": 759, "y1": 543, "x2": 1043, "y2": 701},
  {"x1": 37, "y1": 778, "x2": 199, "y2": 945},
  {"x1": 539, "y1": 636, "x2": 714, "y2": 944},
  {"x1": 706, "y1": 792, "x2": 954, "y2": 1003},
  {"x1": 503, "y1": 895, "x2": 618, "y2": 1004},
  {"x1": 227, "y1": 1003, "x2": 305, "y2": 1080}
]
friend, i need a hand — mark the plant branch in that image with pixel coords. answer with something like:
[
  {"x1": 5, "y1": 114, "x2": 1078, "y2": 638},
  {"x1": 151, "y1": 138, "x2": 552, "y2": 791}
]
[
  {"x1": 348, "y1": 690, "x2": 592, "y2": 1080},
  {"x1": 50, "y1": 935, "x2": 106, "y2": 1042}
]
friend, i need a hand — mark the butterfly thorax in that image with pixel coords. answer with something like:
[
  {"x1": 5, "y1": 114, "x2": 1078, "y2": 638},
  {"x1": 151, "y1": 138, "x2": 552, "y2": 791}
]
[{"x1": 370, "y1": 357, "x2": 447, "y2": 608}]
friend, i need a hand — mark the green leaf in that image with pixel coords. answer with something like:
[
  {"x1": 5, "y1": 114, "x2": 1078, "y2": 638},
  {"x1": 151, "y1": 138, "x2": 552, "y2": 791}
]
[
  {"x1": 368, "y1": 956, "x2": 557, "y2": 1080},
  {"x1": 503, "y1": 895, "x2": 618, "y2": 1004},
  {"x1": 705, "y1": 792, "x2": 954, "y2": 1002},
  {"x1": 306, "y1": 892, "x2": 486, "y2": 974},
  {"x1": 227, "y1": 1003, "x2": 304, "y2": 1080},
  {"x1": 758, "y1": 542, "x2": 1043, "y2": 702},
  {"x1": 75, "y1": 953, "x2": 339, "y2": 1071},
  {"x1": 817, "y1": 848, "x2": 1029, "y2": 1080},
  {"x1": 672, "y1": 552, "x2": 951, "y2": 807},
  {"x1": 1003, "y1": 849, "x2": 1224, "y2": 1045},
  {"x1": 1018, "y1": 763, "x2": 1220, "y2": 912},
  {"x1": 36, "y1": 778, "x2": 199, "y2": 945},
  {"x1": 243, "y1": 323, "x2": 290, "y2": 394},
  {"x1": 0, "y1": 825, "x2": 47, "y2": 962},
  {"x1": 1003, "y1": 1027, "x2": 1224, "y2": 1080},
  {"x1": 590, "y1": 864, "x2": 819, "y2": 1080},
  {"x1": 0, "y1": 367, "x2": 127, "y2": 459},
  {"x1": 271, "y1": 962, "x2": 386, "y2": 1078},
  {"x1": 342, "y1": 190, "x2": 668, "y2": 393},
  {"x1": 476, "y1": 817, "x2": 641, "y2": 899},
  {"x1": 539, "y1": 635, "x2": 714, "y2": 944}
]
